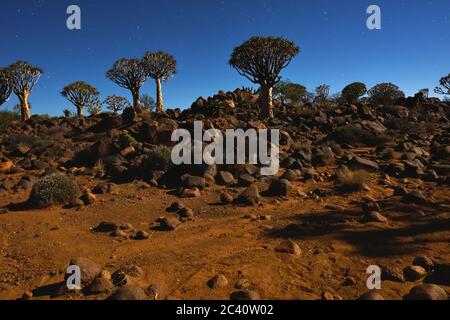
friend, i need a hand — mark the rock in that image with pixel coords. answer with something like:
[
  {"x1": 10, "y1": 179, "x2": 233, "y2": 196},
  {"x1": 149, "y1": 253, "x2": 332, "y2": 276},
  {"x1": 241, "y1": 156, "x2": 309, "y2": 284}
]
[
  {"x1": 111, "y1": 229, "x2": 128, "y2": 238},
  {"x1": 217, "y1": 171, "x2": 236, "y2": 185},
  {"x1": 321, "y1": 291, "x2": 335, "y2": 300},
  {"x1": 367, "y1": 211, "x2": 388, "y2": 223},
  {"x1": 99, "y1": 270, "x2": 111, "y2": 280},
  {"x1": 134, "y1": 230, "x2": 150, "y2": 240},
  {"x1": 281, "y1": 169, "x2": 299, "y2": 182},
  {"x1": 207, "y1": 274, "x2": 229, "y2": 289},
  {"x1": 146, "y1": 284, "x2": 160, "y2": 300},
  {"x1": 21, "y1": 291, "x2": 33, "y2": 300},
  {"x1": 275, "y1": 240, "x2": 302, "y2": 255},
  {"x1": 402, "y1": 191, "x2": 428, "y2": 205},
  {"x1": 429, "y1": 263, "x2": 450, "y2": 286},
  {"x1": 167, "y1": 201, "x2": 185, "y2": 212},
  {"x1": 0, "y1": 161, "x2": 14, "y2": 173},
  {"x1": 267, "y1": 179, "x2": 291, "y2": 197},
  {"x1": 220, "y1": 192, "x2": 234, "y2": 204},
  {"x1": 234, "y1": 279, "x2": 251, "y2": 290},
  {"x1": 349, "y1": 156, "x2": 379, "y2": 172},
  {"x1": 405, "y1": 284, "x2": 448, "y2": 300},
  {"x1": 160, "y1": 216, "x2": 181, "y2": 231},
  {"x1": 94, "y1": 221, "x2": 120, "y2": 233},
  {"x1": 412, "y1": 256, "x2": 434, "y2": 272},
  {"x1": 403, "y1": 265, "x2": 427, "y2": 281},
  {"x1": 115, "y1": 264, "x2": 144, "y2": 278},
  {"x1": 31, "y1": 159, "x2": 50, "y2": 170},
  {"x1": 238, "y1": 173, "x2": 256, "y2": 187},
  {"x1": 230, "y1": 290, "x2": 261, "y2": 300},
  {"x1": 343, "y1": 276, "x2": 357, "y2": 286},
  {"x1": 357, "y1": 291, "x2": 384, "y2": 300},
  {"x1": 88, "y1": 277, "x2": 114, "y2": 294},
  {"x1": 80, "y1": 190, "x2": 96, "y2": 205},
  {"x1": 181, "y1": 174, "x2": 206, "y2": 190},
  {"x1": 179, "y1": 187, "x2": 201, "y2": 198},
  {"x1": 92, "y1": 183, "x2": 117, "y2": 195},
  {"x1": 109, "y1": 285, "x2": 148, "y2": 300},
  {"x1": 178, "y1": 207, "x2": 194, "y2": 218},
  {"x1": 235, "y1": 184, "x2": 260, "y2": 206},
  {"x1": 382, "y1": 266, "x2": 405, "y2": 283},
  {"x1": 68, "y1": 257, "x2": 102, "y2": 285}
]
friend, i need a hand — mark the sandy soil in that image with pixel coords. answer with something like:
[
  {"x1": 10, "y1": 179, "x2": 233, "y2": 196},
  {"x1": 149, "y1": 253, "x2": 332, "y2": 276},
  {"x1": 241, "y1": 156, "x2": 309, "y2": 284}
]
[{"x1": 0, "y1": 167, "x2": 449, "y2": 300}]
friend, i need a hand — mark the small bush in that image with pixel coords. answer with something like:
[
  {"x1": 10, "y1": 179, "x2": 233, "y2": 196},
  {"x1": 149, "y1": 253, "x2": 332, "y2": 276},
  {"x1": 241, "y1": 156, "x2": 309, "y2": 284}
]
[
  {"x1": 331, "y1": 125, "x2": 390, "y2": 147},
  {"x1": 29, "y1": 174, "x2": 80, "y2": 208},
  {"x1": 141, "y1": 146, "x2": 172, "y2": 172},
  {"x1": 0, "y1": 110, "x2": 20, "y2": 132},
  {"x1": 113, "y1": 132, "x2": 139, "y2": 149},
  {"x1": 336, "y1": 167, "x2": 370, "y2": 192}
]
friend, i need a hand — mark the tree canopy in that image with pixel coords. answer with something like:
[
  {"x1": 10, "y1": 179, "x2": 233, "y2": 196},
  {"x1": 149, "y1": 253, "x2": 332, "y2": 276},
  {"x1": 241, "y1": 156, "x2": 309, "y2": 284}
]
[
  {"x1": 368, "y1": 83, "x2": 405, "y2": 105},
  {"x1": 103, "y1": 95, "x2": 131, "y2": 113},
  {"x1": 435, "y1": 73, "x2": 450, "y2": 96},
  {"x1": 273, "y1": 81, "x2": 309, "y2": 105},
  {"x1": 5, "y1": 61, "x2": 43, "y2": 121},
  {"x1": 341, "y1": 82, "x2": 367, "y2": 104},
  {"x1": 142, "y1": 51, "x2": 177, "y2": 81},
  {"x1": 61, "y1": 81, "x2": 100, "y2": 116},
  {"x1": 229, "y1": 36, "x2": 299, "y2": 88},
  {"x1": 0, "y1": 68, "x2": 12, "y2": 106},
  {"x1": 106, "y1": 58, "x2": 147, "y2": 112}
]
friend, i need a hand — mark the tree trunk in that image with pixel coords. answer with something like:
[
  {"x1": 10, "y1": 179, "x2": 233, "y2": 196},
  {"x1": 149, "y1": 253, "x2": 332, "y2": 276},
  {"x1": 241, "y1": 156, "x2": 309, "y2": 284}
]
[
  {"x1": 132, "y1": 90, "x2": 142, "y2": 113},
  {"x1": 156, "y1": 78, "x2": 164, "y2": 113},
  {"x1": 76, "y1": 104, "x2": 83, "y2": 117},
  {"x1": 260, "y1": 86, "x2": 274, "y2": 119},
  {"x1": 19, "y1": 93, "x2": 31, "y2": 121}
]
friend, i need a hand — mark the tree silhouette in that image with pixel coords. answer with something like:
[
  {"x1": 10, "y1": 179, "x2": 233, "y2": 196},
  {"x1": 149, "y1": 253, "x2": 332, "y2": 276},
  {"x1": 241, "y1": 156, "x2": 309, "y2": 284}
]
[
  {"x1": 141, "y1": 94, "x2": 156, "y2": 112},
  {"x1": 6, "y1": 61, "x2": 43, "y2": 121},
  {"x1": 104, "y1": 95, "x2": 130, "y2": 113},
  {"x1": 368, "y1": 83, "x2": 405, "y2": 105},
  {"x1": 273, "y1": 80, "x2": 308, "y2": 105},
  {"x1": 142, "y1": 51, "x2": 177, "y2": 113},
  {"x1": 342, "y1": 82, "x2": 367, "y2": 104},
  {"x1": 435, "y1": 74, "x2": 450, "y2": 96},
  {"x1": 106, "y1": 58, "x2": 147, "y2": 113},
  {"x1": 0, "y1": 68, "x2": 12, "y2": 106},
  {"x1": 314, "y1": 84, "x2": 330, "y2": 105},
  {"x1": 229, "y1": 36, "x2": 299, "y2": 118},
  {"x1": 61, "y1": 81, "x2": 100, "y2": 117}
]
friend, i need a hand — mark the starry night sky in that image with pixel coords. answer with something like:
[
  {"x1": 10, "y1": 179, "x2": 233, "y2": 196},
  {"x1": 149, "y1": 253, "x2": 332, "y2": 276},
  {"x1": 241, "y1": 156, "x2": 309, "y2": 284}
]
[{"x1": 1, "y1": 0, "x2": 449, "y2": 115}]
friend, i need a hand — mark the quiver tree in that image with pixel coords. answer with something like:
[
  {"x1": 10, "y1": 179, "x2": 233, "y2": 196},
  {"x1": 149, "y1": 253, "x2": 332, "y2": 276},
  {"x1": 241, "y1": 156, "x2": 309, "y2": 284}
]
[
  {"x1": 435, "y1": 74, "x2": 450, "y2": 96},
  {"x1": 142, "y1": 51, "x2": 177, "y2": 113},
  {"x1": 229, "y1": 36, "x2": 299, "y2": 118},
  {"x1": 341, "y1": 82, "x2": 367, "y2": 104},
  {"x1": 103, "y1": 95, "x2": 131, "y2": 113},
  {"x1": 6, "y1": 61, "x2": 43, "y2": 121},
  {"x1": 106, "y1": 58, "x2": 147, "y2": 112},
  {"x1": 273, "y1": 80, "x2": 308, "y2": 106},
  {"x1": 0, "y1": 68, "x2": 12, "y2": 106},
  {"x1": 61, "y1": 81, "x2": 100, "y2": 117},
  {"x1": 314, "y1": 84, "x2": 330, "y2": 105},
  {"x1": 368, "y1": 83, "x2": 405, "y2": 105}
]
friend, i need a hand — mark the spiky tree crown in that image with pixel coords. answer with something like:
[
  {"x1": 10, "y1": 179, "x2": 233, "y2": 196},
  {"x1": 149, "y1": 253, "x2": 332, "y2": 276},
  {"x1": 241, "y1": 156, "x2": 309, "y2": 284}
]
[
  {"x1": 342, "y1": 82, "x2": 367, "y2": 102},
  {"x1": 435, "y1": 74, "x2": 450, "y2": 95},
  {"x1": 104, "y1": 95, "x2": 131, "y2": 112},
  {"x1": 229, "y1": 36, "x2": 299, "y2": 87},
  {"x1": 106, "y1": 58, "x2": 147, "y2": 90},
  {"x1": 368, "y1": 83, "x2": 405, "y2": 105},
  {"x1": 142, "y1": 51, "x2": 177, "y2": 81},
  {"x1": 61, "y1": 81, "x2": 99, "y2": 107},
  {"x1": 0, "y1": 68, "x2": 12, "y2": 105},
  {"x1": 6, "y1": 61, "x2": 43, "y2": 95}
]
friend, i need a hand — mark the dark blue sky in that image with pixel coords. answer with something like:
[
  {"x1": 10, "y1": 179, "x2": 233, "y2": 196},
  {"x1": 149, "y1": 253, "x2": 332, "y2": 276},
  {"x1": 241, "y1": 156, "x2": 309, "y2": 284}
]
[{"x1": 1, "y1": 0, "x2": 449, "y2": 115}]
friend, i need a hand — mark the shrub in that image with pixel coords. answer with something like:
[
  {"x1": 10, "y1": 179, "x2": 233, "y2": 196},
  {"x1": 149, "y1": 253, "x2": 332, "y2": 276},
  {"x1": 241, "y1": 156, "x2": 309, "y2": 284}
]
[
  {"x1": 0, "y1": 109, "x2": 20, "y2": 132},
  {"x1": 331, "y1": 125, "x2": 390, "y2": 147},
  {"x1": 141, "y1": 146, "x2": 172, "y2": 172},
  {"x1": 113, "y1": 132, "x2": 139, "y2": 149},
  {"x1": 29, "y1": 174, "x2": 80, "y2": 208},
  {"x1": 336, "y1": 167, "x2": 370, "y2": 192}
]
